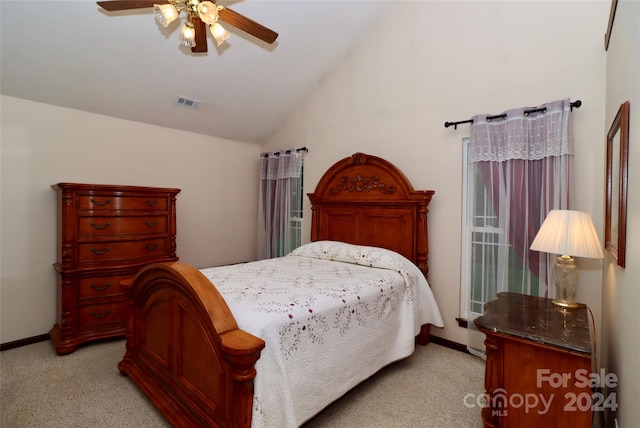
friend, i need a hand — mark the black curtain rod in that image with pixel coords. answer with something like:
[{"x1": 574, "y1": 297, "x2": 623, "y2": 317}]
[
  {"x1": 262, "y1": 146, "x2": 308, "y2": 158},
  {"x1": 444, "y1": 100, "x2": 582, "y2": 130}
]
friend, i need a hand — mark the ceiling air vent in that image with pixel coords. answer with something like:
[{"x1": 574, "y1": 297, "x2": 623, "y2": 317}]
[{"x1": 175, "y1": 96, "x2": 202, "y2": 110}]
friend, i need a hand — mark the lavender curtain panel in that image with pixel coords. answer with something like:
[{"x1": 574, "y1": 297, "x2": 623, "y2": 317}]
[
  {"x1": 258, "y1": 150, "x2": 304, "y2": 259},
  {"x1": 469, "y1": 98, "x2": 575, "y2": 301}
]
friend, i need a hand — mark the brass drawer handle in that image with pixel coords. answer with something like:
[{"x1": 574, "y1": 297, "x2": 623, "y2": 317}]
[
  {"x1": 90, "y1": 283, "x2": 112, "y2": 292},
  {"x1": 90, "y1": 221, "x2": 111, "y2": 230},
  {"x1": 145, "y1": 200, "x2": 159, "y2": 207},
  {"x1": 90, "y1": 197, "x2": 111, "y2": 207},
  {"x1": 90, "y1": 247, "x2": 111, "y2": 255},
  {"x1": 144, "y1": 243, "x2": 158, "y2": 251},
  {"x1": 144, "y1": 220, "x2": 158, "y2": 228},
  {"x1": 89, "y1": 309, "x2": 112, "y2": 319}
]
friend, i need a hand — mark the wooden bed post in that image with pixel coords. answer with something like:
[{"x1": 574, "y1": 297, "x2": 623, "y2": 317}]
[{"x1": 416, "y1": 196, "x2": 431, "y2": 279}]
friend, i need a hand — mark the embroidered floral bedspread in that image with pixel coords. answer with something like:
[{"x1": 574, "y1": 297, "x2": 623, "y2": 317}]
[{"x1": 199, "y1": 241, "x2": 444, "y2": 428}]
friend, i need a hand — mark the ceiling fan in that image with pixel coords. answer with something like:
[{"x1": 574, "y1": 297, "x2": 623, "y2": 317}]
[{"x1": 96, "y1": 0, "x2": 278, "y2": 53}]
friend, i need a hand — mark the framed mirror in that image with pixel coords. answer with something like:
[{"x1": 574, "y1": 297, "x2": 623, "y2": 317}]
[{"x1": 605, "y1": 101, "x2": 630, "y2": 267}]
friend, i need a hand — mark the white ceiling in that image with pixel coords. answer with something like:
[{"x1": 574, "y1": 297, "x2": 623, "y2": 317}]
[{"x1": 1, "y1": 0, "x2": 393, "y2": 143}]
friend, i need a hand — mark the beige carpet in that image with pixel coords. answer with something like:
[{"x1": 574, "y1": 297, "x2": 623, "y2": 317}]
[{"x1": 1, "y1": 339, "x2": 485, "y2": 427}]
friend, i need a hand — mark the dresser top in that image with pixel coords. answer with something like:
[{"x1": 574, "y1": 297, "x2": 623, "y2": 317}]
[
  {"x1": 474, "y1": 292, "x2": 591, "y2": 354},
  {"x1": 52, "y1": 182, "x2": 181, "y2": 194}
]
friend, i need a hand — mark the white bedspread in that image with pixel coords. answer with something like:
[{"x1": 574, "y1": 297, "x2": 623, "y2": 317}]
[{"x1": 199, "y1": 241, "x2": 444, "y2": 428}]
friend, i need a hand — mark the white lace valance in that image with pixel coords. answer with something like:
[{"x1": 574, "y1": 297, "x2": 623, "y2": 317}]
[
  {"x1": 260, "y1": 150, "x2": 304, "y2": 180},
  {"x1": 469, "y1": 99, "x2": 574, "y2": 162}
]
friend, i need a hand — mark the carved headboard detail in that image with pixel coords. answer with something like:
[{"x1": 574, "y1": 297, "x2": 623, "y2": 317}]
[
  {"x1": 329, "y1": 153, "x2": 397, "y2": 195},
  {"x1": 308, "y1": 152, "x2": 435, "y2": 278}
]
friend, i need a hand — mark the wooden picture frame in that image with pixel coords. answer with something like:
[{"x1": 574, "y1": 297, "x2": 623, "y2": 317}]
[
  {"x1": 604, "y1": 0, "x2": 618, "y2": 50},
  {"x1": 605, "y1": 101, "x2": 630, "y2": 267}
]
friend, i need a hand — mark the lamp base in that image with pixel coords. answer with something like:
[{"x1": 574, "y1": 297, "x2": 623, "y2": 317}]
[
  {"x1": 552, "y1": 299, "x2": 580, "y2": 309},
  {"x1": 552, "y1": 255, "x2": 579, "y2": 309}
]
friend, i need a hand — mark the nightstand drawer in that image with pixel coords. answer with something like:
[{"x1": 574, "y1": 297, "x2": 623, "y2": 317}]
[
  {"x1": 77, "y1": 195, "x2": 168, "y2": 212},
  {"x1": 78, "y1": 215, "x2": 168, "y2": 237}
]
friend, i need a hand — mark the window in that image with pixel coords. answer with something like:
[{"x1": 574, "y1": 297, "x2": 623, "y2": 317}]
[
  {"x1": 461, "y1": 138, "x2": 504, "y2": 320},
  {"x1": 461, "y1": 138, "x2": 544, "y2": 320},
  {"x1": 258, "y1": 150, "x2": 305, "y2": 259},
  {"x1": 288, "y1": 164, "x2": 304, "y2": 251}
]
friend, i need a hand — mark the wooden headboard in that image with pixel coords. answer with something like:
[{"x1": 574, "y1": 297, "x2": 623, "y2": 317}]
[{"x1": 308, "y1": 152, "x2": 435, "y2": 278}]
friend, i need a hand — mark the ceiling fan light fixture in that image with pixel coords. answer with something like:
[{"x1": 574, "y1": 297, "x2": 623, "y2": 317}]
[
  {"x1": 211, "y1": 22, "x2": 230, "y2": 46},
  {"x1": 97, "y1": 0, "x2": 278, "y2": 50},
  {"x1": 179, "y1": 21, "x2": 197, "y2": 47},
  {"x1": 197, "y1": 1, "x2": 218, "y2": 25},
  {"x1": 153, "y1": 3, "x2": 179, "y2": 27}
]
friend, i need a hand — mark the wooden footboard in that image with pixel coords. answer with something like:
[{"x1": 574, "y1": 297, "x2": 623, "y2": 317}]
[{"x1": 118, "y1": 262, "x2": 265, "y2": 428}]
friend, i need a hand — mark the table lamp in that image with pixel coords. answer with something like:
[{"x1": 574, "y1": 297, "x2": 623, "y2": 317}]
[{"x1": 530, "y1": 210, "x2": 604, "y2": 309}]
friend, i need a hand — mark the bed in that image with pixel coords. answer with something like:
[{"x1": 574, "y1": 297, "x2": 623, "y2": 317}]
[{"x1": 117, "y1": 152, "x2": 444, "y2": 427}]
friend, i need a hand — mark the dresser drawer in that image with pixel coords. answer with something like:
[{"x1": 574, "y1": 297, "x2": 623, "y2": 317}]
[
  {"x1": 77, "y1": 274, "x2": 132, "y2": 301},
  {"x1": 78, "y1": 215, "x2": 168, "y2": 237},
  {"x1": 77, "y1": 238, "x2": 169, "y2": 265},
  {"x1": 77, "y1": 302, "x2": 128, "y2": 330},
  {"x1": 78, "y1": 195, "x2": 168, "y2": 212}
]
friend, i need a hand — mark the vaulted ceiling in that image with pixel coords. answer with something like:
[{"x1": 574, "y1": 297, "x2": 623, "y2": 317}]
[{"x1": 1, "y1": 0, "x2": 393, "y2": 143}]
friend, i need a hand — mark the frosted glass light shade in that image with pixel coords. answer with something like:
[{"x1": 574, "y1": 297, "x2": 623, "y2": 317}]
[
  {"x1": 530, "y1": 210, "x2": 604, "y2": 259},
  {"x1": 211, "y1": 22, "x2": 230, "y2": 46},
  {"x1": 179, "y1": 21, "x2": 196, "y2": 47},
  {"x1": 154, "y1": 4, "x2": 179, "y2": 27},
  {"x1": 197, "y1": 1, "x2": 219, "y2": 25}
]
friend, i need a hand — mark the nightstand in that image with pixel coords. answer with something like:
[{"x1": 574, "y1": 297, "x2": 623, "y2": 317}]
[{"x1": 474, "y1": 292, "x2": 593, "y2": 428}]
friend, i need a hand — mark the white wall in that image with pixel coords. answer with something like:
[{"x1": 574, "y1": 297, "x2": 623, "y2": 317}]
[
  {"x1": 263, "y1": 1, "x2": 609, "y2": 346},
  {"x1": 1, "y1": 96, "x2": 260, "y2": 343},
  {"x1": 601, "y1": 1, "x2": 640, "y2": 426}
]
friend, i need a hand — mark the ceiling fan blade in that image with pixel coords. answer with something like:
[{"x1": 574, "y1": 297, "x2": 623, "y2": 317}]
[
  {"x1": 218, "y1": 7, "x2": 278, "y2": 44},
  {"x1": 96, "y1": 1, "x2": 166, "y2": 12},
  {"x1": 191, "y1": 17, "x2": 208, "y2": 53}
]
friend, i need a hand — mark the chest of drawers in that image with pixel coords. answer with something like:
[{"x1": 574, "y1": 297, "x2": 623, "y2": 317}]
[{"x1": 50, "y1": 183, "x2": 180, "y2": 355}]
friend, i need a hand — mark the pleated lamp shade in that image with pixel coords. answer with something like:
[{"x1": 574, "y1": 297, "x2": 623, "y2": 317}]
[{"x1": 530, "y1": 210, "x2": 604, "y2": 259}]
